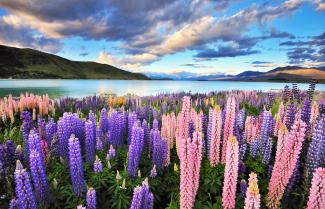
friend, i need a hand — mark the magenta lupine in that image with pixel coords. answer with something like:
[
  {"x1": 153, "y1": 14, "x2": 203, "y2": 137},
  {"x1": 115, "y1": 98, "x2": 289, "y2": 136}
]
[
  {"x1": 221, "y1": 96, "x2": 236, "y2": 164},
  {"x1": 14, "y1": 160, "x2": 37, "y2": 209},
  {"x1": 68, "y1": 135, "x2": 86, "y2": 196},
  {"x1": 244, "y1": 172, "x2": 260, "y2": 209},
  {"x1": 180, "y1": 131, "x2": 203, "y2": 209},
  {"x1": 84, "y1": 120, "x2": 95, "y2": 163},
  {"x1": 267, "y1": 119, "x2": 306, "y2": 209},
  {"x1": 222, "y1": 136, "x2": 239, "y2": 209},
  {"x1": 29, "y1": 149, "x2": 52, "y2": 205},
  {"x1": 306, "y1": 167, "x2": 325, "y2": 209},
  {"x1": 93, "y1": 155, "x2": 103, "y2": 173},
  {"x1": 209, "y1": 105, "x2": 222, "y2": 166},
  {"x1": 130, "y1": 178, "x2": 154, "y2": 209},
  {"x1": 86, "y1": 187, "x2": 96, "y2": 209}
]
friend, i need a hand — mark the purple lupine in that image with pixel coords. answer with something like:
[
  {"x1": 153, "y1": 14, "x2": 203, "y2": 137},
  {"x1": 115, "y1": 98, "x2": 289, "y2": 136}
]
[
  {"x1": 86, "y1": 187, "x2": 96, "y2": 209},
  {"x1": 128, "y1": 123, "x2": 144, "y2": 178},
  {"x1": 152, "y1": 134, "x2": 168, "y2": 170},
  {"x1": 21, "y1": 111, "x2": 33, "y2": 161},
  {"x1": 152, "y1": 119, "x2": 159, "y2": 130},
  {"x1": 130, "y1": 179, "x2": 154, "y2": 209},
  {"x1": 84, "y1": 120, "x2": 95, "y2": 163},
  {"x1": 235, "y1": 109, "x2": 246, "y2": 160},
  {"x1": 99, "y1": 108, "x2": 109, "y2": 133},
  {"x1": 29, "y1": 149, "x2": 51, "y2": 205},
  {"x1": 28, "y1": 129, "x2": 44, "y2": 163},
  {"x1": 45, "y1": 118, "x2": 56, "y2": 145},
  {"x1": 128, "y1": 112, "x2": 137, "y2": 144},
  {"x1": 240, "y1": 179, "x2": 247, "y2": 198},
  {"x1": 206, "y1": 108, "x2": 213, "y2": 157},
  {"x1": 142, "y1": 119, "x2": 150, "y2": 146},
  {"x1": 238, "y1": 160, "x2": 246, "y2": 175},
  {"x1": 285, "y1": 159, "x2": 300, "y2": 196},
  {"x1": 8, "y1": 198, "x2": 18, "y2": 209},
  {"x1": 14, "y1": 160, "x2": 37, "y2": 209},
  {"x1": 301, "y1": 98, "x2": 311, "y2": 133},
  {"x1": 57, "y1": 118, "x2": 68, "y2": 159},
  {"x1": 68, "y1": 135, "x2": 86, "y2": 196},
  {"x1": 89, "y1": 111, "x2": 97, "y2": 144},
  {"x1": 286, "y1": 103, "x2": 295, "y2": 131},
  {"x1": 93, "y1": 156, "x2": 103, "y2": 173},
  {"x1": 149, "y1": 165, "x2": 157, "y2": 178},
  {"x1": 258, "y1": 111, "x2": 273, "y2": 164},
  {"x1": 305, "y1": 115, "x2": 325, "y2": 180},
  {"x1": 37, "y1": 115, "x2": 46, "y2": 139},
  {"x1": 108, "y1": 144, "x2": 116, "y2": 160},
  {"x1": 108, "y1": 110, "x2": 126, "y2": 147},
  {"x1": 95, "y1": 127, "x2": 104, "y2": 151},
  {"x1": 249, "y1": 139, "x2": 259, "y2": 158},
  {"x1": 267, "y1": 165, "x2": 273, "y2": 180}
]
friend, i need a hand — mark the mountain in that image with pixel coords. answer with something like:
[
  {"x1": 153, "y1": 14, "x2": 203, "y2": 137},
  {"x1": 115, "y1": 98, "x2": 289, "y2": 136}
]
[
  {"x1": 226, "y1": 66, "x2": 325, "y2": 83},
  {"x1": 0, "y1": 45, "x2": 149, "y2": 79},
  {"x1": 145, "y1": 71, "x2": 229, "y2": 80}
]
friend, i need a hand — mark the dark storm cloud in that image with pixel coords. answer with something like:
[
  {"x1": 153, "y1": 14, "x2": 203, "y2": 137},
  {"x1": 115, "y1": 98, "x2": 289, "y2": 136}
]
[{"x1": 0, "y1": 18, "x2": 63, "y2": 53}]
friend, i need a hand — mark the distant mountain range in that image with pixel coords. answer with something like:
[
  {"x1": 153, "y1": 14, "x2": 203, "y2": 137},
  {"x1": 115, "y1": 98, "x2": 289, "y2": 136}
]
[
  {"x1": 1, "y1": 44, "x2": 324, "y2": 82},
  {"x1": 145, "y1": 66, "x2": 325, "y2": 83},
  {"x1": 0, "y1": 45, "x2": 149, "y2": 79}
]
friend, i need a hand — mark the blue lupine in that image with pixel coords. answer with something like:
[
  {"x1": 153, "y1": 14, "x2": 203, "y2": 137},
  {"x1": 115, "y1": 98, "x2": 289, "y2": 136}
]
[
  {"x1": 93, "y1": 156, "x2": 103, "y2": 173},
  {"x1": 258, "y1": 111, "x2": 273, "y2": 164},
  {"x1": 128, "y1": 123, "x2": 144, "y2": 177},
  {"x1": 89, "y1": 111, "x2": 97, "y2": 144},
  {"x1": 85, "y1": 120, "x2": 95, "y2": 163},
  {"x1": 152, "y1": 133, "x2": 168, "y2": 170},
  {"x1": 301, "y1": 98, "x2": 311, "y2": 133},
  {"x1": 286, "y1": 103, "x2": 295, "y2": 131},
  {"x1": 37, "y1": 115, "x2": 46, "y2": 139},
  {"x1": 8, "y1": 198, "x2": 18, "y2": 209},
  {"x1": 142, "y1": 119, "x2": 150, "y2": 146},
  {"x1": 86, "y1": 187, "x2": 96, "y2": 209},
  {"x1": 235, "y1": 109, "x2": 246, "y2": 159},
  {"x1": 108, "y1": 110, "x2": 126, "y2": 147},
  {"x1": 108, "y1": 144, "x2": 116, "y2": 160},
  {"x1": 238, "y1": 160, "x2": 246, "y2": 175},
  {"x1": 29, "y1": 149, "x2": 51, "y2": 205},
  {"x1": 152, "y1": 119, "x2": 159, "y2": 130},
  {"x1": 21, "y1": 111, "x2": 33, "y2": 161},
  {"x1": 240, "y1": 179, "x2": 247, "y2": 198},
  {"x1": 68, "y1": 135, "x2": 86, "y2": 196},
  {"x1": 206, "y1": 108, "x2": 213, "y2": 157},
  {"x1": 45, "y1": 118, "x2": 56, "y2": 145},
  {"x1": 305, "y1": 115, "x2": 325, "y2": 180},
  {"x1": 14, "y1": 160, "x2": 37, "y2": 209},
  {"x1": 99, "y1": 108, "x2": 109, "y2": 133},
  {"x1": 249, "y1": 139, "x2": 259, "y2": 158},
  {"x1": 130, "y1": 179, "x2": 154, "y2": 209},
  {"x1": 28, "y1": 129, "x2": 44, "y2": 164},
  {"x1": 128, "y1": 112, "x2": 137, "y2": 144}
]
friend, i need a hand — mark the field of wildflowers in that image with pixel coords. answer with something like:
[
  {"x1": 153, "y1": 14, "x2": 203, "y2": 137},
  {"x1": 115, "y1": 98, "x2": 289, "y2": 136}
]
[{"x1": 0, "y1": 83, "x2": 324, "y2": 209}]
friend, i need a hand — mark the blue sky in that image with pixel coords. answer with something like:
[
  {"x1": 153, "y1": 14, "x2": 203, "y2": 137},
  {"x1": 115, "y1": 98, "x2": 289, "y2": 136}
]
[{"x1": 0, "y1": 0, "x2": 324, "y2": 76}]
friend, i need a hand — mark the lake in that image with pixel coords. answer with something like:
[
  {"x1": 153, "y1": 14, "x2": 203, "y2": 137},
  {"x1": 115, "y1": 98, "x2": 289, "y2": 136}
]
[{"x1": 0, "y1": 79, "x2": 324, "y2": 98}]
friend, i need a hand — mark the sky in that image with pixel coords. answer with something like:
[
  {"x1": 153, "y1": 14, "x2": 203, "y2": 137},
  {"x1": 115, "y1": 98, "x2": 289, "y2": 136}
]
[{"x1": 0, "y1": 0, "x2": 324, "y2": 77}]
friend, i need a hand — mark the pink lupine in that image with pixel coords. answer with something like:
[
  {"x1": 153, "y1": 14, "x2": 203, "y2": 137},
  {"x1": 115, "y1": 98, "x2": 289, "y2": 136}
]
[
  {"x1": 209, "y1": 105, "x2": 222, "y2": 166},
  {"x1": 274, "y1": 124, "x2": 288, "y2": 165},
  {"x1": 161, "y1": 112, "x2": 176, "y2": 165},
  {"x1": 306, "y1": 167, "x2": 325, "y2": 209},
  {"x1": 244, "y1": 172, "x2": 260, "y2": 209},
  {"x1": 267, "y1": 119, "x2": 306, "y2": 209},
  {"x1": 180, "y1": 131, "x2": 203, "y2": 209},
  {"x1": 176, "y1": 96, "x2": 191, "y2": 157},
  {"x1": 222, "y1": 136, "x2": 239, "y2": 209},
  {"x1": 309, "y1": 101, "x2": 319, "y2": 133},
  {"x1": 221, "y1": 96, "x2": 236, "y2": 164}
]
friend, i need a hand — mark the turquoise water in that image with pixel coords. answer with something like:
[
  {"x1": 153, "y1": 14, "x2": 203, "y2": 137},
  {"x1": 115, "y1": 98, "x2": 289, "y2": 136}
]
[{"x1": 0, "y1": 79, "x2": 324, "y2": 98}]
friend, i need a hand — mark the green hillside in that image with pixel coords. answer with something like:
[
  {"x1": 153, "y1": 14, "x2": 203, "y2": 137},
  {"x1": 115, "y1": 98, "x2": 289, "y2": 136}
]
[{"x1": 0, "y1": 45, "x2": 149, "y2": 80}]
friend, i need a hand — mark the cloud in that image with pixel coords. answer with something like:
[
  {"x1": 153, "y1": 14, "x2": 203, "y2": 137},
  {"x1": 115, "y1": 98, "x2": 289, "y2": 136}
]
[
  {"x1": 179, "y1": 63, "x2": 209, "y2": 68},
  {"x1": 250, "y1": 61, "x2": 279, "y2": 68},
  {"x1": 79, "y1": 52, "x2": 89, "y2": 56},
  {"x1": 313, "y1": 0, "x2": 325, "y2": 11},
  {"x1": 195, "y1": 44, "x2": 259, "y2": 59},
  {"x1": 0, "y1": 17, "x2": 63, "y2": 53}
]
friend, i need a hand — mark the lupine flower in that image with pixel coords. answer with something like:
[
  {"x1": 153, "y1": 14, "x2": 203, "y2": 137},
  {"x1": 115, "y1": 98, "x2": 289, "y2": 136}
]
[
  {"x1": 285, "y1": 103, "x2": 295, "y2": 131},
  {"x1": 29, "y1": 149, "x2": 51, "y2": 205},
  {"x1": 93, "y1": 155, "x2": 103, "y2": 173},
  {"x1": 149, "y1": 165, "x2": 157, "y2": 178},
  {"x1": 9, "y1": 198, "x2": 18, "y2": 209},
  {"x1": 84, "y1": 120, "x2": 95, "y2": 163},
  {"x1": 14, "y1": 160, "x2": 37, "y2": 209},
  {"x1": 221, "y1": 96, "x2": 236, "y2": 164},
  {"x1": 240, "y1": 180, "x2": 247, "y2": 198},
  {"x1": 222, "y1": 136, "x2": 239, "y2": 209},
  {"x1": 267, "y1": 119, "x2": 306, "y2": 209},
  {"x1": 130, "y1": 178, "x2": 154, "y2": 209},
  {"x1": 258, "y1": 111, "x2": 273, "y2": 165},
  {"x1": 249, "y1": 139, "x2": 259, "y2": 158},
  {"x1": 68, "y1": 135, "x2": 86, "y2": 196},
  {"x1": 28, "y1": 129, "x2": 44, "y2": 164},
  {"x1": 306, "y1": 167, "x2": 325, "y2": 209},
  {"x1": 99, "y1": 108, "x2": 109, "y2": 133},
  {"x1": 41, "y1": 139, "x2": 49, "y2": 164},
  {"x1": 128, "y1": 112, "x2": 137, "y2": 144},
  {"x1": 244, "y1": 172, "x2": 260, "y2": 209},
  {"x1": 95, "y1": 127, "x2": 104, "y2": 151},
  {"x1": 238, "y1": 160, "x2": 246, "y2": 175},
  {"x1": 45, "y1": 118, "x2": 56, "y2": 145},
  {"x1": 180, "y1": 131, "x2": 203, "y2": 209},
  {"x1": 128, "y1": 123, "x2": 144, "y2": 177},
  {"x1": 305, "y1": 115, "x2": 325, "y2": 180},
  {"x1": 21, "y1": 111, "x2": 33, "y2": 161},
  {"x1": 209, "y1": 105, "x2": 222, "y2": 166},
  {"x1": 301, "y1": 98, "x2": 311, "y2": 133},
  {"x1": 176, "y1": 96, "x2": 191, "y2": 157},
  {"x1": 86, "y1": 187, "x2": 96, "y2": 209},
  {"x1": 108, "y1": 144, "x2": 116, "y2": 160},
  {"x1": 151, "y1": 131, "x2": 168, "y2": 170}
]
